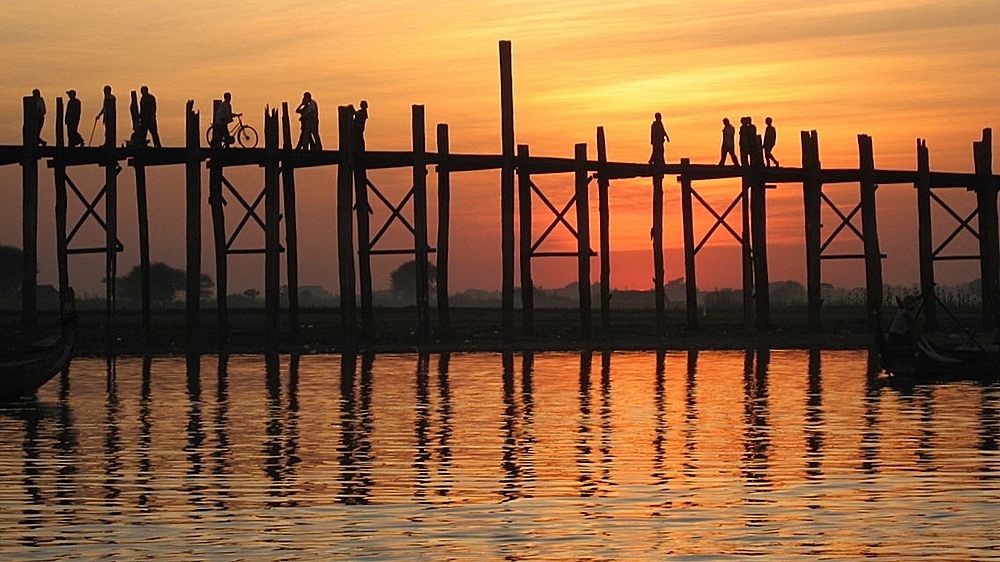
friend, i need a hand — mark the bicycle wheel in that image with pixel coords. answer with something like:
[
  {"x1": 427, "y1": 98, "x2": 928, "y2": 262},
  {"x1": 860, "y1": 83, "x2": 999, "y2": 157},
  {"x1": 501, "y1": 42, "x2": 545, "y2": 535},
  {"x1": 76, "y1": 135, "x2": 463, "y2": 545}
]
[
  {"x1": 238, "y1": 125, "x2": 259, "y2": 148},
  {"x1": 205, "y1": 125, "x2": 213, "y2": 147}
]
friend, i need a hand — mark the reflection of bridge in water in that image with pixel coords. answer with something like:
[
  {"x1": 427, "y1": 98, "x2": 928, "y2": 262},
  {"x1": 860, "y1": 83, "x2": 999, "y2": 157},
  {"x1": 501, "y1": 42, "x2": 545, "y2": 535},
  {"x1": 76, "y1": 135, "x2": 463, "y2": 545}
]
[{"x1": 3, "y1": 41, "x2": 999, "y2": 351}]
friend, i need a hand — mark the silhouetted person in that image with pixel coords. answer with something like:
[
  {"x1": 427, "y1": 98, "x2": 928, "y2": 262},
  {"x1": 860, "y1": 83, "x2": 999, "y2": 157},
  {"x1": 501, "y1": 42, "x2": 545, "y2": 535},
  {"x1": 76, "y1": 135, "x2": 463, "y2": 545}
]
[
  {"x1": 295, "y1": 91, "x2": 321, "y2": 150},
  {"x1": 353, "y1": 100, "x2": 368, "y2": 153},
  {"x1": 65, "y1": 90, "x2": 84, "y2": 147},
  {"x1": 29, "y1": 89, "x2": 46, "y2": 146},
  {"x1": 139, "y1": 86, "x2": 161, "y2": 148},
  {"x1": 95, "y1": 85, "x2": 114, "y2": 124},
  {"x1": 649, "y1": 112, "x2": 669, "y2": 166},
  {"x1": 213, "y1": 92, "x2": 240, "y2": 148},
  {"x1": 738, "y1": 116, "x2": 757, "y2": 167},
  {"x1": 718, "y1": 117, "x2": 738, "y2": 166},
  {"x1": 763, "y1": 116, "x2": 779, "y2": 167}
]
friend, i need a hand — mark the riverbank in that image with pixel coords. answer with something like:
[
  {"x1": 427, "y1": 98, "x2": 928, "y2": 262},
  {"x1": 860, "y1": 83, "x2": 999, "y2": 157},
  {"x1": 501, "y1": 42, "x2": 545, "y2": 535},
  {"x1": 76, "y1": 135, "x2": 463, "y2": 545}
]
[{"x1": 2, "y1": 305, "x2": 942, "y2": 356}]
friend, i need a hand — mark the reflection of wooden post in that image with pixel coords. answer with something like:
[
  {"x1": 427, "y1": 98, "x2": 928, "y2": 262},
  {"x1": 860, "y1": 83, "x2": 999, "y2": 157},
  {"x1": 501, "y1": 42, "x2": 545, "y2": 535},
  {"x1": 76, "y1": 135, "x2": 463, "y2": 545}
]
[
  {"x1": 652, "y1": 171, "x2": 665, "y2": 336},
  {"x1": 436, "y1": 124, "x2": 451, "y2": 336},
  {"x1": 517, "y1": 144, "x2": 534, "y2": 335},
  {"x1": 264, "y1": 107, "x2": 281, "y2": 347},
  {"x1": 103, "y1": 92, "x2": 118, "y2": 356},
  {"x1": 575, "y1": 143, "x2": 592, "y2": 339},
  {"x1": 21, "y1": 96, "x2": 39, "y2": 339},
  {"x1": 741, "y1": 170, "x2": 753, "y2": 326},
  {"x1": 412, "y1": 105, "x2": 430, "y2": 341},
  {"x1": 499, "y1": 40, "x2": 516, "y2": 340},
  {"x1": 915, "y1": 138, "x2": 936, "y2": 330},
  {"x1": 975, "y1": 129, "x2": 998, "y2": 330},
  {"x1": 336, "y1": 106, "x2": 356, "y2": 340},
  {"x1": 680, "y1": 159, "x2": 698, "y2": 329},
  {"x1": 280, "y1": 102, "x2": 300, "y2": 341},
  {"x1": 184, "y1": 101, "x2": 201, "y2": 352},
  {"x1": 54, "y1": 98, "x2": 70, "y2": 318},
  {"x1": 209, "y1": 99, "x2": 228, "y2": 348},
  {"x1": 596, "y1": 127, "x2": 611, "y2": 331},
  {"x1": 859, "y1": 134, "x2": 882, "y2": 331},
  {"x1": 801, "y1": 131, "x2": 822, "y2": 330}
]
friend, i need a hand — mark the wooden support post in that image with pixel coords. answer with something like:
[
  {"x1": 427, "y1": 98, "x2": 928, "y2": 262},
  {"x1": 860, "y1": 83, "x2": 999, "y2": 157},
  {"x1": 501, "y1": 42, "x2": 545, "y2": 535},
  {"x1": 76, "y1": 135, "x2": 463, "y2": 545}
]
[
  {"x1": 680, "y1": 158, "x2": 698, "y2": 330},
  {"x1": 975, "y1": 128, "x2": 999, "y2": 330},
  {"x1": 751, "y1": 132, "x2": 770, "y2": 328},
  {"x1": 264, "y1": 107, "x2": 281, "y2": 347},
  {"x1": 652, "y1": 171, "x2": 665, "y2": 337},
  {"x1": 499, "y1": 39, "x2": 516, "y2": 340},
  {"x1": 436, "y1": 124, "x2": 451, "y2": 337},
  {"x1": 280, "y1": 103, "x2": 300, "y2": 342},
  {"x1": 858, "y1": 134, "x2": 883, "y2": 331},
  {"x1": 54, "y1": 98, "x2": 70, "y2": 316},
  {"x1": 336, "y1": 106, "x2": 357, "y2": 340},
  {"x1": 103, "y1": 92, "x2": 118, "y2": 356},
  {"x1": 412, "y1": 105, "x2": 430, "y2": 341},
  {"x1": 352, "y1": 108, "x2": 374, "y2": 339},
  {"x1": 741, "y1": 169, "x2": 753, "y2": 327},
  {"x1": 517, "y1": 144, "x2": 534, "y2": 335},
  {"x1": 21, "y1": 96, "x2": 39, "y2": 339},
  {"x1": 135, "y1": 152, "x2": 151, "y2": 345},
  {"x1": 575, "y1": 143, "x2": 592, "y2": 339},
  {"x1": 184, "y1": 101, "x2": 201, "y2": 352},
  {"x1": 801, "y1": 130, "x2": 822, "y2": 330},
  {"x1": 915, "y1": 138, "x2": 937, "y2": 330},
  {"x1": 209, "y1": 99, "x2": 228, "y2": 348},
  {"x1": 596, "y1": 127, "x2": 611, "y2": 331}
]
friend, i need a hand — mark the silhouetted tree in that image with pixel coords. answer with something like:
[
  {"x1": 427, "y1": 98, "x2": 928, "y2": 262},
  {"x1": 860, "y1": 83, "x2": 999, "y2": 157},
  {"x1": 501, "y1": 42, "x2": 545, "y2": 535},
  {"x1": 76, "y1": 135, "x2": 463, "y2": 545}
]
[
  {"x1": 0, "y1": 246, "x2": 24, "y2": 298},
  {"x1": 117, "y1": 262, "x2": 212, "y2": 307},
  {"x1": 389, "y1": 260, "x2": 437, "y2": 301}
]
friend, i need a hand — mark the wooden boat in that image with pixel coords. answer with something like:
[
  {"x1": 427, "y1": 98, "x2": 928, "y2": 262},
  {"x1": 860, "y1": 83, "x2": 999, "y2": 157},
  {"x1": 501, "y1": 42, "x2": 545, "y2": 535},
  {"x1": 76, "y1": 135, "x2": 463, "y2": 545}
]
[
  {"x1": 0, "y1": 300, "x2": 77, "y2": 401},
  {"x1": 876, "y1": 329, "x2": 1000, "y2": 382}
]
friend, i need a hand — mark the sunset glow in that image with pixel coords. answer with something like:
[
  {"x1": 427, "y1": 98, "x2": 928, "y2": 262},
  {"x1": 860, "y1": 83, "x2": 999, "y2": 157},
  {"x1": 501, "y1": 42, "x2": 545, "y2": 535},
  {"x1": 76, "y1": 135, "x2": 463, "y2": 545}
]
[{"x1": 2, "y1": 1, "x2": 998, "y2": 295}]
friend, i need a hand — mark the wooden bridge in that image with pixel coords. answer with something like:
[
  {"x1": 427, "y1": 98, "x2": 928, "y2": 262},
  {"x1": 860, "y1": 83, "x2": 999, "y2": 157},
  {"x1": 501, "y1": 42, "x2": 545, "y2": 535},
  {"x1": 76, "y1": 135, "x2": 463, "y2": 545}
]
[{"x1": 3, "y1": 41, "x2": 999, "y2": 351}]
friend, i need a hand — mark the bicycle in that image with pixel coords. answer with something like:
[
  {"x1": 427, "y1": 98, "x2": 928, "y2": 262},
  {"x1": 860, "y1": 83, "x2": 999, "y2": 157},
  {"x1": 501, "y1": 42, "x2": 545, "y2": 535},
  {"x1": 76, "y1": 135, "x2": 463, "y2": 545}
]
[{"x1": 206, "y1": 114, "x2": 259, "y2": 148}]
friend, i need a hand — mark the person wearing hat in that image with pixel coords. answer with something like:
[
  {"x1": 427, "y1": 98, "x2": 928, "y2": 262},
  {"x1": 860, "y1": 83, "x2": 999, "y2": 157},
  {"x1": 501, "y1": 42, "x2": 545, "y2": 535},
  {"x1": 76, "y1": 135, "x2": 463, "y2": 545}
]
[{"x1": 65, "y1": 90, "x2": 84, "y2": 147}]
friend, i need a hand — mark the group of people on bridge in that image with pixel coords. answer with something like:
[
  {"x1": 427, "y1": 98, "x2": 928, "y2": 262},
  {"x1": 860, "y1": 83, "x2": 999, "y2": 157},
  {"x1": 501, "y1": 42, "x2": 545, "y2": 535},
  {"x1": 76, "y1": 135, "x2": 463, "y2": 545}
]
[
  {"x1": 649, "y1": 112, "x2": 780, "y2": 168},
  {"x1": 26, "y1": 86, "x2": 160, "y2": 149}
]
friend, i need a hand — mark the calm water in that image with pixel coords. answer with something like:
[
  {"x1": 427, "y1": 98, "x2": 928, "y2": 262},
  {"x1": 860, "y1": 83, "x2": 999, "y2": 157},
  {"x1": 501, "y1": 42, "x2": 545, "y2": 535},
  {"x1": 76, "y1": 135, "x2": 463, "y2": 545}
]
[{"x1": 2, "y1": 350, "x2": 999, "y2": 560}]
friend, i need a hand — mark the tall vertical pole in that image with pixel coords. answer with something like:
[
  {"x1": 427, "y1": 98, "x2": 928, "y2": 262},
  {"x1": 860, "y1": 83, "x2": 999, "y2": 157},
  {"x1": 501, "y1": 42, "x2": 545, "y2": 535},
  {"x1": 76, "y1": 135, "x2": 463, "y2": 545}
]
[
  {"x1": 859, "y1": 134, "x2": 883, "y2": 331},
  {"x1": 680, "y1": 159, "x2": 698, "y2": 330},
  {"x1": 801, "y1": 131, "x2": 822, "y2": 330},
  {"x1": 412, "y1": 105, "x2": 430, "y2": 341},
  {"x1": 575, "y1": 142, "x2": 592, "y2": 339},
  {"x1": 740, "y1": 167, "x2": 754, "y2": 327},
  {"x1": 596, "y1": 127, "x2": 611, "y2": 331},
  {"x1": 20, "y1": 96, "x2": 39, "y2": 339},
  {"x1": 352, "y1": 110, "x2": 374, "y2": 339},
  {"x1": 750, "y1": 132, "x2": 770, "y2": 328},
  {"x1": 652, "y1": 171, "x2": 665, "y2": 336},
  {"x1": 54, "y1": 98, "x2": 70, "y2": 316},
  {"x1": 517, "y1": 144, "x2": 534, "y2": 335},
  {"x1": 184, "y1": 101, "x2": 201, "y2": 353},
  {"x1": 103, "y1": 92, "x2": 118, "y2": 356},
  {"x1": 264, "y1": 107, "x2": 281, "y2": 347},
  {"x1": 336, "y1": 106, "x2": 356, "y2": 340},
  {"x1": 135, "y1": 152, "x2": 151, "y2": 344},
  {"x1": 280, "y1": 102, "x2": 300, "y2": 341},
  {"x1": 975, "y1": 129, "x2": 998, "y2": 330},
  {"x1": 499, "y1": 40, "x2": 516, "y2": 340},
  {"x1": 915, "y1": 138, "x2": 937, "y2": 329},
  {"x1": 436, "y1": 124, "x2": 451, "y2": 337},
  {"x1": 208, "y1": 99, "x2": 228, "y2": 348}
]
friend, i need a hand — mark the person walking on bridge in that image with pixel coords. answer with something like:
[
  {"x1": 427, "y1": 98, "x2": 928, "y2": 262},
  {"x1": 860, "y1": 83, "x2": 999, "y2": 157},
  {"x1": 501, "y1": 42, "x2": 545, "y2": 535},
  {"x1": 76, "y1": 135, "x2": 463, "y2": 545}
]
[
  {"x1": 28, "y1": 89, "x2": 46, "y2": 146},
  {"x1": 649, "y1": 112, "x2": 669, "y2": 166},
  {"x1": 295, "y1": 91, "x2": 321, "y2": 150},
  {"x1": 763, "y1": 116, "x2": 779, "y2": 167},
  {"x1": 718, "y1": 117, "x2": 738, "y2": 166},
  {"x1": 139, "y1": 86, "x2": 161, "y2": 148},
  {"x1": 65, "y1": 90, "x2": 84, "y2": 147}
]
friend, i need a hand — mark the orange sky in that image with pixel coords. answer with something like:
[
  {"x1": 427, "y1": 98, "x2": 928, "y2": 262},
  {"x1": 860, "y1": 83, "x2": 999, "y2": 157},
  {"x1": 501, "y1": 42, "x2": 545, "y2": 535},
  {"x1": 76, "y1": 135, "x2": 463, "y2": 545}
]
[{"x1": 1, "y1": 1, "x2": 998, "y2": 296}]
